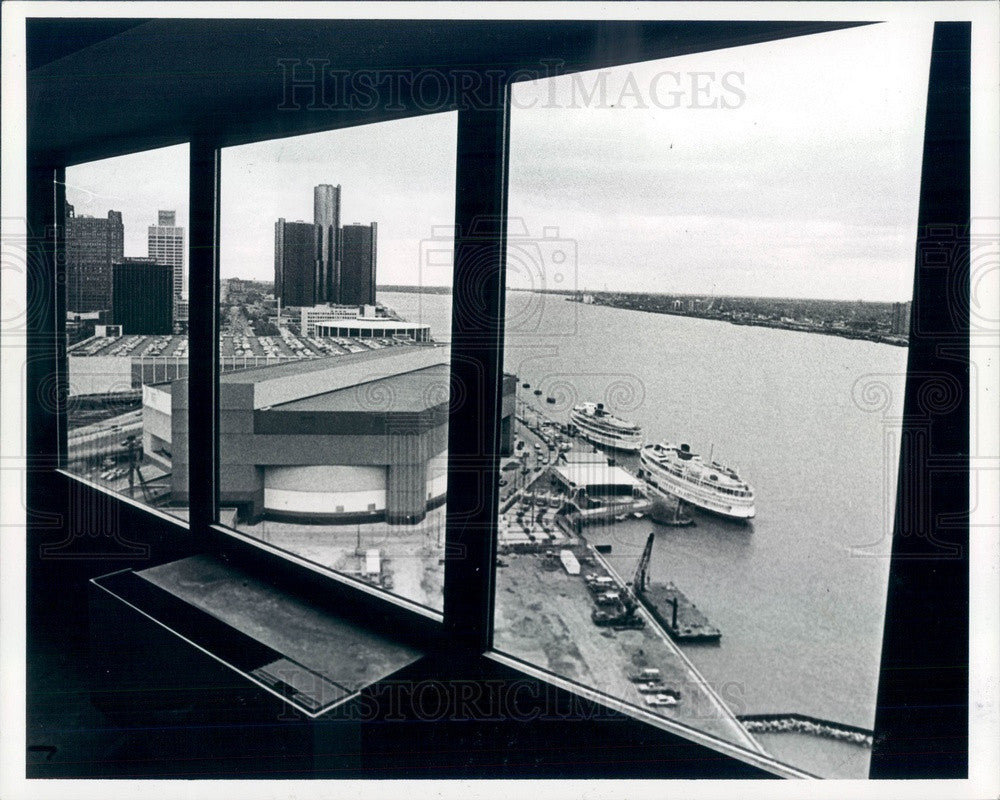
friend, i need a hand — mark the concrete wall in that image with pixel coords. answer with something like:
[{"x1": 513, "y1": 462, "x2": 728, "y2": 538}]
[
  {"x1": 141, "y1": 384, "x2": 174, "y2": 470},
  {"x1": 133, "y1": 359, "x2": 188, "y2": 388},
  {"x1": 264, "y1": 465, "x2": 387, "y2": 519},
  {"x1": 68, "y1": 355, "x2": 132, "y2": 396}
]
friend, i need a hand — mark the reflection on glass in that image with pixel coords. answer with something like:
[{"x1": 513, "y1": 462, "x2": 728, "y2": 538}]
[
  {"x1": 494, "y1": 24, "x2": 931, "y2": 778},
  {"x1": 63, "y1": 145, "x2": 190, "y2": 521},
  {"x1": 215, "y1": 113, "x2": 457, "y2": 612}
]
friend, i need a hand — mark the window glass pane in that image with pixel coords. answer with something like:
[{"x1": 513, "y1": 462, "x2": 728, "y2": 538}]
[
  {"x1": 63, "y1": 145, "x2": 189, "y2": 521},
  {"x1": 216, "y1": 113, "x2": 457, "y2": 612},
  {"x1": 494, "y1": 23, "x2": 931, "y2": 777}
]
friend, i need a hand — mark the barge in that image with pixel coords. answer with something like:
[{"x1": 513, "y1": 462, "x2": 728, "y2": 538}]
[
  {"x1": 641, "y1": 582, "x2": 721, "y2": 643},
  {"x1": 632, "y1": 532, "x2": 721, "y2": 643}
]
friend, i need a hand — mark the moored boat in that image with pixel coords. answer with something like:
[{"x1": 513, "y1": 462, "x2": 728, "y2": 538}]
[
  {"x1": 639, "y1": 441, "x2": 755, "y2": 520},
  {"x1": 569, "y1": 402, "x2": 643, "y2": 452}
]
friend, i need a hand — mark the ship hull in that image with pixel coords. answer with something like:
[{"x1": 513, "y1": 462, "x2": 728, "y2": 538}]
[
  {"x1": 639, "y1": 459, "x2": 755, "y2": 520},
  {"x1": 570, "y1": 413, "x2": 643, "y2": 452}
]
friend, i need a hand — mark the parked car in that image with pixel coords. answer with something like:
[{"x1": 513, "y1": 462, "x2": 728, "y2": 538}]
[{"x1": 644, "y1": 694, "x2": 679, "y2": 708}]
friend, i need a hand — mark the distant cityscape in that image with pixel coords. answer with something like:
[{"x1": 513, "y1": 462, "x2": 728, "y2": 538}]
[
  {"x1": 369, "y1": 284, "x2": 913, "y2": 346},
  {"x1": 61, "y1": 188, "x2": 913, "y2": 531},
  {"x1": 65, "y1": 205, "x2": 186, "y2": 341},
  {"x1": 63, "y1": 182, "x2": 455, "y2": 534},
  {"x1": 569, "y1": 291, "x2": 911, "y2": 346}
]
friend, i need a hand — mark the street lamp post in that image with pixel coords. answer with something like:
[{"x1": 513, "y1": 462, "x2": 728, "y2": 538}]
[{"x1": 120, "y1": 434, "x2": 142, "y2": 500}]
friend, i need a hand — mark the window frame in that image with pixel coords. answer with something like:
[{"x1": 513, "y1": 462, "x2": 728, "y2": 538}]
[{"x1": 31, "y1": 17, "x2": 972, "y2": 780}]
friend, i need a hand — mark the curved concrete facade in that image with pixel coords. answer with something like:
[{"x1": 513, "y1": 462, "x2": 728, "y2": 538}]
[
  {"x1": 264, "y1": 464, "x2": 387, "y2": 521},
  {"x1": 261, "y1": 454, "x2": 449, "y2": 523}
]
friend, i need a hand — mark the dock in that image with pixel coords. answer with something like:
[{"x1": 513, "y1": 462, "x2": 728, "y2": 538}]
[{"x1": 585, "y1": 546, "x2": 766, "y2": 754}]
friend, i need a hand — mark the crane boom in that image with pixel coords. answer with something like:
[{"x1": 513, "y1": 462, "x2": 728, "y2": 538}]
[{"x1": 632, "y1": 532, "x2": 655, "y2": 593}]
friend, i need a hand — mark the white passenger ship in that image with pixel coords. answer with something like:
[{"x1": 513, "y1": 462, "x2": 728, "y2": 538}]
[
  {"x1": 569, "y1": 402, "x2": 643, "y2": 452},
  {"x1": 639, "y1": 441, "x2": 755, "y2": 520}
]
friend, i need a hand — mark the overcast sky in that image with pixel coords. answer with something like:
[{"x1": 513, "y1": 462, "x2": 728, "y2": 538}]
[
  {"x1": 219, "y1": 113, "x2": 459, "y2": 287},
  {"x1": 65, "y1": 144, "x2": 190, "y2": 260},
  {"x1": 65, "y1": 21, "x2": 932, "y2": 302}
]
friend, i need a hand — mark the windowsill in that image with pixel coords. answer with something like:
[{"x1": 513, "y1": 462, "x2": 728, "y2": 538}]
[
  {"x1": 68, "y1": 451, "x2": 807, "y2": 777},
  {"x1": 71, "y1": 464, "x2": 805, "y2": 777},
  {"x1": 90, "y1": 554, "x2": 804, "y2": 778},
  {"x1": 91, "y1": 553, "x2": 425, "y2": 717}
]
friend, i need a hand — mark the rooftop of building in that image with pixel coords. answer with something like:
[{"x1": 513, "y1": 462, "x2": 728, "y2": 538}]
[
  {"x1": 268, "y1": 363, "x2": 450, "y2": 414},
  {"x1": 70, "y1": 334, "x2": 189, "y2": 358},
  {"x1": 68, "y1": 333, "x2": 425, "y2": 360},
  {"x1": 561, "y1": 449, "x2": 613, "y2": 464},
  {"x1": 146, "y1": 358, "x2": 452, "y2": 413},
  {"x1": 220, "y1": 340, "x2": 445, "y2": 386},
  {"x1": 553, "y1": 462, "x2": 641, "y2": 490}
]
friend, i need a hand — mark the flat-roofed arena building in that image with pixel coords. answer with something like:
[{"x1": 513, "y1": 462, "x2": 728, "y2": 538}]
[{"x1": 146, "y1": 344, "x2": 516, "y2": 525}]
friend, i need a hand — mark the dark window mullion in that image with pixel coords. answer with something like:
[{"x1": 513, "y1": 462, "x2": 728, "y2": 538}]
[
  {"x1": 443, "y1": 90, "x2": 511, "y2": 652},
  {"x1": 869, "y1": 20, "x2": 970, "y2": 778},
  {"x1": 53, "y1": 165, "x2": 68, "y2": 466},
  {"x1": 26, "y1": 159, "x2": 63, "y2": 470},
  {"x1": 187, "y1": 139, "x2": 221, "y2": 532}
]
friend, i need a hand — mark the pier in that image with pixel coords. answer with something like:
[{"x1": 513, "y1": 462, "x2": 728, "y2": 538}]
[
  {"x1": 737, "y1": 714, "x2": 873, "y2": 748},
  {"x1": 584, "y1": 546, "x2": 766, "y2": 754},
  {"x1": 630, "y1": 531, "x2": 722, "y2": 643},
  {"x1": 493, "y1": 544, "x2": 765, "y2": 753},
  {"x1": 497, "y1": 392, "x2": 766, "y2": 753}
]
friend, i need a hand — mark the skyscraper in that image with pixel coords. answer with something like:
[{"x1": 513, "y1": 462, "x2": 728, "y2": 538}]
[
  {"x1": 273, "y1": 185, "x2": 378, "y2": 309},
  {"x1": 274, "y1": 218, "x2": 319, "y2": 307},
  {"x1": 148, "y1": 210, "x2": 185, "y2": 299},
  {"x1": 112, "y1": 257, "x2": 173, "y2": 334},
  {"x1": 340, "y1": 222, "x2": 378, "y2": 306},
  {"x1": 65, "y1": 203, "x2": 124, "y2": 313},
  {"x1": 314, "y1": 184, "x2": 341, "y2": 303}
]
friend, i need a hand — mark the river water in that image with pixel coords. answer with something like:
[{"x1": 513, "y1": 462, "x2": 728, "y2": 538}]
[{"x1": 384, "y1": 289, "x2": 905, "y2": 776}]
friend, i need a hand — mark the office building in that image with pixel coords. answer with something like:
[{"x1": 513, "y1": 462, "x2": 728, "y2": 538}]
[
  {"x1": 147, "y1": 210, "x2": 185, "y2": 299},
  {"x1": 340, "y1": 222, "x2": 377, "y2": 306},
  {"x1": 112, "y1": 257, "x2": 173, "y2": 335},
  {"x1": 297, "y1": 303, "x2": 365, "y2": 336},
  {"x1": 65, "y1": 203, "x2": 124, "y2": 313},
  {"x1": 173, "y1": 297, "x2": 189, "y2": 334},
  {"x1": 314, "y1": 183, "x2": 341, "y2": 302},
  {"x1": 274, "y1": 186, "x2": 379, "y2": 308},
  {"x1": 274, "y1": 218, "x2": 318, "y2": 307}
]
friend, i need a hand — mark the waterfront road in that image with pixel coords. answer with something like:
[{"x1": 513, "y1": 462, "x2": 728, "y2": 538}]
[{"x1": 590, "y1": 548, "x2": 767, "y2": 755}]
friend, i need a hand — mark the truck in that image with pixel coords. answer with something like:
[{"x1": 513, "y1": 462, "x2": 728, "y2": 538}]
[{"x1": 591, "y1": 597, "x2": 645, "y2": 630}]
